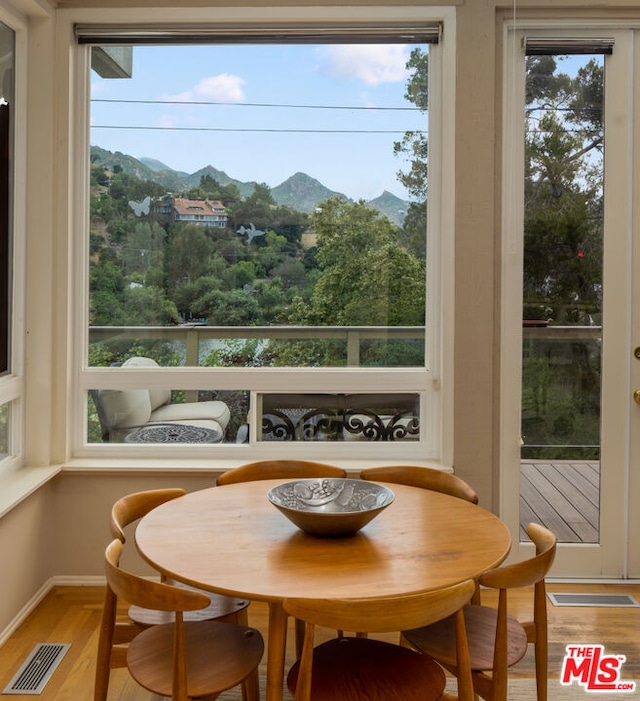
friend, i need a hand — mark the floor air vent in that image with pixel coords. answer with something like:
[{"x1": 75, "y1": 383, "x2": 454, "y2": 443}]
[
  {"x1": 548, "y1": 593, "x2": 639, "y2": 608},
  {"x1": 2, "y1": 643, "x2": 70, "y2": 695}
]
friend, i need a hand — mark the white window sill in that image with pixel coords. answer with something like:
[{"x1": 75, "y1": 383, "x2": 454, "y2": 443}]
[
  {"x1": 0, "y1": 458, "x2": 452, "y2": 517},
  {"x1": 0, "y1": 465, "x2": 61, "y2": 519},
  {"x1": 60, "y1": 457, "x2": 451, "y2": 475}
]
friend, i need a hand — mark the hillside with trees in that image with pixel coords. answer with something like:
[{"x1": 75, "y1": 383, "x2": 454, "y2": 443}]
[{"x1": 89, "y1": 163, "x2": 425, "y2": 333}]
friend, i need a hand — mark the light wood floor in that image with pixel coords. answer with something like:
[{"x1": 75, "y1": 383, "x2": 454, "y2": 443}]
[{"x1": 1, "y1": 582, "x2": 640, "y2": 700}]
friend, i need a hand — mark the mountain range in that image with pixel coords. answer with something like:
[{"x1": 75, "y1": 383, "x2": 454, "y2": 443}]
[{"x1": 90, "y1": 146, "x2": 410, "y2": 226}]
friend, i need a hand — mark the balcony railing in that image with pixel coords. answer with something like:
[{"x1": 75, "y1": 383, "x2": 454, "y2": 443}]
[
  {"x1": 89, "y1": 325, "x2": 426, "y2": 367},
  {"x1": 522, "y1": 323, "x2": 601, "y2": 340},
  {"x1": 521, "y1": 324, "x2": 601, "y2": 460},
  {"x1": 87, "y1": 323, "x2": 601, "y2": 451}
]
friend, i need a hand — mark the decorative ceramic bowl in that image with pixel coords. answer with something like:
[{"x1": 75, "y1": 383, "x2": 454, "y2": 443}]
[{"x1": 267, "y1": 478, "x2": 394, "y2": 537}]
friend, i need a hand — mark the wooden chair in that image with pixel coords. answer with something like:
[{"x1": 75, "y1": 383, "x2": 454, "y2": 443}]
[
  {"x1": 359, "y1": 465, "x2": 479, "y2": 504},
  {"x1": 110, "y1": 488, "x2": 250, "y2": 628},
  {"x1": 216, "y1": 459, "x2": 346, "y2": 485},
  {"x1": 96, "y1": 489, "x2": 253, "y2": 701},
  {"x1": 284, "y1": 579, "x2": 477, "y2": 701},
  {"x1": 98, "y1": 539, "x2": 264, "y2": 701},
  {"x1": 402, "y1": 523, "x2": 557, "y2": 701}
]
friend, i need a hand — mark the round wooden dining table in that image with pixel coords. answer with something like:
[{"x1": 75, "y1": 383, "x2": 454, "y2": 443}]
[{"x1": 135, "y1": 478, "x2": 511, "y2": 701}]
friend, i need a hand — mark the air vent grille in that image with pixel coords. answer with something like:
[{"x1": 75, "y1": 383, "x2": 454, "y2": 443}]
[
  {"x1": 548, "y1": 593, "x2": 639, "y2": 608},
  {"x1": 2, "y1": 643, "x2": 70, "y2": 694}
]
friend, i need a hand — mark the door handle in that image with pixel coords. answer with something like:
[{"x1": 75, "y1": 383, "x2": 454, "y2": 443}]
[{"x1": 634, "y1": 389, "x2": 640, "y2": 404}]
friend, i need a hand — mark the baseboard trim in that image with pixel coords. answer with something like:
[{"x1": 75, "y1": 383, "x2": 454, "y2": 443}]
[
  {"x1": 0, "y1": 576, "x2": 106, "y2": 648},
  {"x1": 0, "y1": 579, "x2": 53, "y2": 649},
  {"x1": 50, "y1": 575, "x2": 106, "y2": 587}
]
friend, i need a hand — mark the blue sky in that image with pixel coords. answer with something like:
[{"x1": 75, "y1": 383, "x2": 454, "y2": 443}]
[{"x1": 91, "y1": 43, "x2": 428, "y2": 201}]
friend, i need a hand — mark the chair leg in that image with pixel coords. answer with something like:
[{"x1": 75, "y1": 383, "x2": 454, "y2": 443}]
[
  {"x1": 236, "y1": 606, "x2": 250, "y2": 627},
  {"x1": 295, "y1": 618, "x2": 306, "y2": 659},
  {"x1": 94, "y1": 589, "x2": 117, "y2": 701},
  {"x1": 93, "y1": 660, "x2": 110, "y2": 701},
  {"x1": 534, "y1": 641, "x2": 548, "y2": 701},
  {"x1": 241, "y1": 668, "x2": 261, "y2": 701}
]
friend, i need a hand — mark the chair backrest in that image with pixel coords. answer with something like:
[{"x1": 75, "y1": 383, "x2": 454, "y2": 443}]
[
  {"x1": 478, "y1": 522, "x2": 556, "y2": 591},
  {"x1": 104, "y1": 538, "x2": 210, "y2": 615},
  {"x1": 216, "y1": 460, "x2": 346, "y2": 486},
  {"x1": 111, "y1": 488, "x2": 186, "y2": 542},
  {"x1": 284, "y1": 579, "x2": 476, "y2": 701},
  {"x1": 360, "y1": 465, "x2": 479, "y2": 504},
  {"x1": 284, "y1": 579, "x2": 476, "y2": 635}
]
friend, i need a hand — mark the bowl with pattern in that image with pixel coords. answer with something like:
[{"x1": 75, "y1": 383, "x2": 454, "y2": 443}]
[{"x1": 267, "y1": 478, "x2": 394, "y2": 537}]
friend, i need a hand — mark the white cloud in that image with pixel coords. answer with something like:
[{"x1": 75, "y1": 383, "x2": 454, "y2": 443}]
[
  {"x1": 169, "y1": 73, "x2": 246, "y2": 103},
  {"x1": 157, "y1": 114, "x2": 180, "y2": 128},
  {"x1": 91, "y1": 79, "x2": 108, "y2": 96},
  {"x1": 319, "y1": 45, "x2": 410, "y2": 85}
]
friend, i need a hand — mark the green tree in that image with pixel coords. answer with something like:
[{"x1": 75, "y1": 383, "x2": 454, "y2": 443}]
[
  {"x1": 256, "y1": 230, "x2": 288, "y2": 274},
  {"x1": 271, "y1": 259, "x2": 307, "y2": 293},
  {"x1": 393, "y1": 48, "x2": 429, "y2": 200},
  {"x1": 122, "y1": 222, "x2": 166, "y2": 276},
  {"x1": 89, "y1": 259, "x2": 126, "y2": 325},
  {"x1": 123, "y1": 284, "x2": 179, "y2": 325},
  {"x1": 222, "y1": 261, "x2": 259, "y2": 291},
  {"x1": 269, "y1": 206, "x2": 308, "y2": 245},
  {"x1": 173, "y1": 274, "x2": 222, "y2": 319},
  {"x1": 524, "y1": 56, "x2": 603, "y2": 324},
  {"x1": 165, "y1": 225, "x2": 215, "y2": 293},
  {"x1": 300, "y1": 197, "x2": 425, "y2": 326},
  {"x1": 288, "y1": 197, "x2": 425, "y2": 327},
  {"x1": 187, "y1": 175, "x2": 241, "y2": 206},
  {"x1": 201, "y1": 289, "x2": 259, "y2": 325},
  {"x1": 351, "y1": 244, "x2": 425, "y2": 326},
  {"x1": 255, "y1": 278, "x2": 285, "y2": 322},
  {"x1": 230, "y1": 183, "x2": 276, "y2": 232},
  {"x1": 393, "y1": 48, "x2": 428, "y2": 262}
]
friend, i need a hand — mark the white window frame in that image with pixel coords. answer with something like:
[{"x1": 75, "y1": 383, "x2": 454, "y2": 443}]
[
  {"x1": 0, "y1": 5, "x2": 26, "y2": 478},
  {"x1": 64, "y1": 6, "x2": 456, "y2": 468}
]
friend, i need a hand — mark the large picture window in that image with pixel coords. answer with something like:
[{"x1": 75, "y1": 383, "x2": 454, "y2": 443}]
[{"x1": 76, "y1": 16, "x2": 451, "y2": 459}]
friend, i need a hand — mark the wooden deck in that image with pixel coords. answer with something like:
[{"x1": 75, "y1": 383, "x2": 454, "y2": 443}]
[{"x1": 520, "y1": 460, "x2": 600, "y2": 543}]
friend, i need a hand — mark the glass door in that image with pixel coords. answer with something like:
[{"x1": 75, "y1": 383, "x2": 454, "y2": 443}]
[{"x1": 501, "y1": 28, "x2": 637, "y2": 577}]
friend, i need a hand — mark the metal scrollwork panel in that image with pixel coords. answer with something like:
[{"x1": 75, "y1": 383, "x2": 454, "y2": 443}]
[{"x1": 261, "y1": 398, "x2": 420, "y2": 442}]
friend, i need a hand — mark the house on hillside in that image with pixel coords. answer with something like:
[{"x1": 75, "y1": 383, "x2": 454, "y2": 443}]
[{"x1": 156, "y1": 195, "x2": 228, "y2": 228}]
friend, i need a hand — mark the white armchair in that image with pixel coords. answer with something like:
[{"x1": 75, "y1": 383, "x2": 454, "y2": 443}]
[{"x1": 91, "y1": 356, "x2": 230, "y2": 442}]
